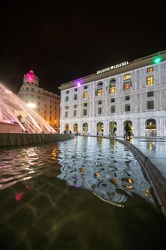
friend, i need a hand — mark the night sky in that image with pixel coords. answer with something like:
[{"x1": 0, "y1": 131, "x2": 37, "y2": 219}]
[{"x1": 0, "y1": 0, "x2": 165, "y2": 95}]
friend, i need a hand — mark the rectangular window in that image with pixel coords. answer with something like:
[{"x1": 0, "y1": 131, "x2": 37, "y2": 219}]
[
  {"x1": 74, "y1": 94, "x2": 77, "y2": 100},
  {"x1": 83, "y1": 91, "x2": 88, "y2": 98},
  {"x1": 147, "y1": 91, "x2": 154, "y2": 97},
  {"x1": 73, "y1": 110, "x2": 77, "y2": 117},
  {"x1": 65, "y1": 96, "x2": 69, "y2": 102},
  {"x1": 95, "y1": 89, "x2": 103, "y2": 96},
  {"x1": 66, "y1": 90, "x2": 69, "y2": 94},
  {"x1": 147, "y1": 67, "x2": 153, "y2": 73},
  {"x1": 111, "y1": 98, "x2": 115, "y2": 103},
  {"x1": 125, "y1": 104, "x2": 130, "y2": 112},
  {"x1": 83, "y1": 109, "x2": 87, "y2": 116},
  {"x1": 83, "y1": 103, "x2": 87, "y2": 107},
  {"x1": 98, "y1": 107, "x2": 102, "y2": 115},
  {"x1": 146, "y1": 76, "x2": 154, "y2": 86},
  {"x1": 98, "y1": 101, "x2": 102, "y2": 105},
  {"x1": 125, "y1": 95, "x2": 130, "y2": 101},
  {"x1": 111, "y1": 106, "x2": 115, "y2": 113},
  {"x1": 123, "y1": 74, "x2": 132, "y2": 90},
  {"x1": 65, "y1": 111, "x2": 68, "y2": 118},
  {"x1": 74, "y1": 105, "x2": 77, "y2": 108},
  {"x1": 124, "y1": 83, "x2": 131, "y2": 90},
  {"x1": 84, "y1": 85, "x2": 88, "y2": 89},
  {"x1": 74, "y1": 88, "x2": 77, "y2": 92},
  {"x1": 109, "y1": 86, "x2": 116, "y2": 93},
  {"x1": 147, "y1": 100, "x2": 154, "y2": 109},
  {"x1": 65, "y1": 106, "x2": 69, "y2": 110}
]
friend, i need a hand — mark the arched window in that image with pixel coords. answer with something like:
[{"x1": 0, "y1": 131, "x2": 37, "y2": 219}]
[
  {"x1": 95, "y1": 82, "x2": 103, "y2": 96},
  {"x1": 109, "y1": 78, "x2": 116, "y2": 93},
  {"x1": 123, "y1": 74, "x2": 132, "y2": 90}
]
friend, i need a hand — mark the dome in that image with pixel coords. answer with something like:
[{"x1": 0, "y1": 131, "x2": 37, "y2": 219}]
[{"x1": 23, "y1": 70, "x2": 39, "y2": 86}]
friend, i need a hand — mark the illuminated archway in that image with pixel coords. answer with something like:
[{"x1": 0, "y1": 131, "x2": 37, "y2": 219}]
[
  {"x1": 83, "y1": 123, "x2": 88, "y2": 134},
  {"x1": 145, "y1": 119, "x2": 156, "y2": 137},
  {"x1": 109, "y1": 121, "x2": 117, "y2": 136},
  {"x1": 65, "y1": 124, "x2": 69, "y2": 131},
  {"x1": 73, "y1": 123, "x2": 78, "y2": 132},
  {"x1": 124, "y1": 120, "x2": 133, "y2": 136},
  {"x1": 97, "y1": 122, "x2": 104, "y2": 135}
]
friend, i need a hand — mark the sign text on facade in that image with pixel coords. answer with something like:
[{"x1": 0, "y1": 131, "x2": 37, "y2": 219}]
[{"x1": 97, "y1": 61, "x2": 129, "y2": 74}]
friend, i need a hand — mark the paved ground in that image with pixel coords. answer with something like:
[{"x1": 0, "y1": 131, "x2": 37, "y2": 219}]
[
  {"x1": 116, "y1": 136, "x2": 166, "y2": 217},
  {"x1": 126, "y1": 137, "x2": 166, "y2": 179}
]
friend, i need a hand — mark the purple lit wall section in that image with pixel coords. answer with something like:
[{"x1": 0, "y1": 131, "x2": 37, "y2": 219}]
[{"x1": 75, "y1": 80, "x2": 83, "y2": 88}]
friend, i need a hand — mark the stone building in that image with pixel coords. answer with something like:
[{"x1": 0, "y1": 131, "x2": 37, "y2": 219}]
[
  {"x1": 58, "y1": 50, "x2": 166, "y2": 137},
  {"x1": 18, "y1": 70, "x2": 60, "y2": 132}
]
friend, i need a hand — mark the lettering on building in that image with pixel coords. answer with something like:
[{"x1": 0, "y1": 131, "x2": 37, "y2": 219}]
[{"x1": 97, "y1": 61, "x2": 129, "y2": 74}]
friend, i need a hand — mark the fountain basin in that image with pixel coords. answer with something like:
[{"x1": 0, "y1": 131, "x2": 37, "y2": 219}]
[{"x1": 0, "y1": 133, "x2": 74, "y2": 147}]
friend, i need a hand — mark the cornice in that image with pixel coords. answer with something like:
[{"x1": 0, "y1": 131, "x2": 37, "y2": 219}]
[{"x1": 59, "y1": 50, "x2": 166, "y2": 91}]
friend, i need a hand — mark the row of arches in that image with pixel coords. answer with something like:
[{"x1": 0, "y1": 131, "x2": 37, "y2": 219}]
[{"x1": 64, "y1": 119, "x2": 157, "y2": 137}]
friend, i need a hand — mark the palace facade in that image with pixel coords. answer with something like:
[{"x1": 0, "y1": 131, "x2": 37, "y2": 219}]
[
  {"x1": 59, "y1": 50, "x2": 166, "y2": 137},
  {"x1": 18, "y1": 70, "x2": 60, "y2": 132}
]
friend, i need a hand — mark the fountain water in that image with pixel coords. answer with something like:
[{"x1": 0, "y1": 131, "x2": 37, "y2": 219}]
[{"x1": 0, "y1": 82, "x2": 56, "y2": 134}]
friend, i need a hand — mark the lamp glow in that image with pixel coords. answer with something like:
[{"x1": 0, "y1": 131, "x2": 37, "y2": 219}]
[
  {"x1": 27, "y1": 103, "x2": 36, "y2": 109},
  {"x1": 153, "y1": 56, "x2": 162, "y2": 64}
]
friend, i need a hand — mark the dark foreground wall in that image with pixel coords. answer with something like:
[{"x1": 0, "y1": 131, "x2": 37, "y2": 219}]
[{"x1": 0, "y1": 133, "x2": 74, "y2": 147}]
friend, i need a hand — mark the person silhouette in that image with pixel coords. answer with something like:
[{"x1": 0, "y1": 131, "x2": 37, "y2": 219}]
[{"x1": 124, "y1": 123, "x2": 130, "y2": 139}]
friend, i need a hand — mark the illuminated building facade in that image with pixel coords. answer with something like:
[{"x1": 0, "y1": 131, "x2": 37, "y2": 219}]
[
  {"x1": 59, "y1": 50, "x2": 166, "y2": 137},
  {"x1": 18, "y1": 70, "x2": 60, "y2": 132}
]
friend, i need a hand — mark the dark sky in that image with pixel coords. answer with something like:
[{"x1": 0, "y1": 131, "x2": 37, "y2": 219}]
[{"x1": 0, "y1": 0, "x2": 165, "y2": 95}]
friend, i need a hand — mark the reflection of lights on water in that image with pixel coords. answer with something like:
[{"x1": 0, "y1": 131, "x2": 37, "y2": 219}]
[
  {"x1": 95, "y1": 173, "x2": 100, "y2": 177},
  {"x1": 147, "y1": 142, "x2": 156, "y2": 151},
  {"x1": 145, "y1": 188, "x2": 151, "y2": 197},
  {"x1": 52, "y1": 148, "x2": 57, "y2": 158},
  {"x1": 79, "y1": 167, "x2": 84, "y2": 173},
  {"x1": 109, "y1": 178, "x2": 118, "y2": 185},
  {"x1": 93, "y1": 192, "x2": 125, "y2": 208}
]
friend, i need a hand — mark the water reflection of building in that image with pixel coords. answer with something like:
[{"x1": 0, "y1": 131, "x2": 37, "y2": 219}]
[
  {"x1": 18, "y1": 69, "x2": 60, "y2": 132},
  {"x1": 59, "y1": 50, "x2": 166, "y2": 137}
]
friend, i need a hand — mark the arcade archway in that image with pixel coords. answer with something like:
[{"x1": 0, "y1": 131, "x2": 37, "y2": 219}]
[
  {"x1": 145, "y1": 119, "x2": 156, "y2": 137},
  {"x1": 97, "y1": 122, "x2": 104, "y2": 135}
]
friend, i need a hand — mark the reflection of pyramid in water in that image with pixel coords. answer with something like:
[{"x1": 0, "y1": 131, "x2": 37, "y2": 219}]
[{"x1": 0, "y1": 82, "x2": 56, "y2": 133}]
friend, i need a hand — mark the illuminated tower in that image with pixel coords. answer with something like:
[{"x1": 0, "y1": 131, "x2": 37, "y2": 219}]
[
  {"x1": 23, "y1": 70, "x2": 39, "y2": 86},
  {"x1": 18, "y1": 70, "x2": 60, "y2": 132}
]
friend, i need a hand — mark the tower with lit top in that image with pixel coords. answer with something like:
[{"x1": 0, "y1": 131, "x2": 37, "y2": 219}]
[
  {"x1": 23, "y1": 70, "x2": 39, "y2": 86},
  {"x1": 18, "y1": 69, "x2": 60, "y2": 132}
]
